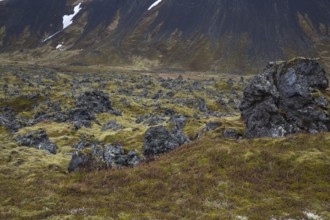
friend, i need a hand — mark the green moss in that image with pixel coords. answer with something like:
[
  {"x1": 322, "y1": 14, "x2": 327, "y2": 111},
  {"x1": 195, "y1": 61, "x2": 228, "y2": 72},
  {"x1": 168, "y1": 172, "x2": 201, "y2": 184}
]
[
  {"x1": 0, "y1": 65, "x2": 329, "y2": 219},
  {"x1": 0, "y1": 95, "x2": 45, "y2": 113}
]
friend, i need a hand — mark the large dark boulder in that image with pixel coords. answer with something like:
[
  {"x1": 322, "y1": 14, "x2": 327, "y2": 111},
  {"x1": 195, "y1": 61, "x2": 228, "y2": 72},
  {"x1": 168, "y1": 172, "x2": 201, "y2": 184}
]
[
  {"x1": 76, "y1": 91, "x2": 112, "y2": 114},
  {"x1": 0, "y1": 108, "x2": 26, "y2": 132},
  {"x1": 240, "y1": 58, "x2": 330, "y2": 138},
  {"x1": 15, "y1": 129, "x2": 57, "y2": 154},
  {"x1": 142, "y1": 125, "x2": 188, "y2": 157},
  {"x1": 103, "y1": 145, "x2": 140, "y2": 168},
  {"x1": 68, "y1": 108, "x2": 96, "y2": 129},
  {"x1": 68, "y1": 141, "x2": 140, "y2": 172}
]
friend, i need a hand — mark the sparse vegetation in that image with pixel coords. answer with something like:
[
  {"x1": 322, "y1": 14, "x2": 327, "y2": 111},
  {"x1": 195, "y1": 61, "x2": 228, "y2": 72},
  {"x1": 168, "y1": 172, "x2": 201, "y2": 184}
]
[{"x1": 0, "y1": 64, "x2": 329, "y2": 219}]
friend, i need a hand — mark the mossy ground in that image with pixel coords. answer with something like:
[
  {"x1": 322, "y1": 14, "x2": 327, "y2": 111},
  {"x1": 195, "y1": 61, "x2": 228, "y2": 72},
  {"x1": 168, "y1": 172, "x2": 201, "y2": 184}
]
[
  {"x1": 1, "y1": 129, "x2": 329, "y2": 219},
  {"x1": 0, "y1": 65, "x2": 329, "y2": 219}
]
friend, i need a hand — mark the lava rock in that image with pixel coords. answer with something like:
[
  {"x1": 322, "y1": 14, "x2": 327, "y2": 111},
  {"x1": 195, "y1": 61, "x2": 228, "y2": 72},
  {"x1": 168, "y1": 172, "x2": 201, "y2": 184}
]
[
  {"x1": 205, "y1": 121, "x2": 222, "y2": 131},
  {"x1": 68, "y1": 152, "x2": 90, "y2": 173},
  {"x1": 142, "y1": 125, "x2": 188, "y2": 157},
  {"x1": 72, "y1": 139, "x2": 96, "y2": 150},
  {"x1": 143, "y1": 116, "x2": 165, "y2": 126},
  {"x1": 103, "y1": 145, "x2": 126, "y2": 168},
  {"x1": 126, "y1": 150, "x2": 141, "y2": 167},
  {"x1": 240, "y1": 58, "x2": 330, "y2": 138},
  {"x1": 151, "y1": 90, "x2": 163, "y2": 100},
  {"x1": 198, "y1": 98, "x2": 207, "y2": 112},
  {"x1": 110, "y1": 109, "x2": 122, "y2": 116},
  {"x1": 15, "y1": 129, "x2": 57, "y2": 154},
  {"x1": 69, "y1": 109, "x2": 96, "y2": 129},
  {"x1": 76, "y1": 91, "x2": 112, "y2": 114},
  {"x1": 164, "y1": 108, "x2": 175, "y2": 116},
  {"x1": 103, "y1": 145, "x2": 140, "y2": 168},
  {"x1": 68, "y1": 142, "x2": 141, "y2": 172},
  {"x1": 314, "y1": 96, "x2": 329, "y2": 109},
  {"x1": 101, "y1": 120, "x2": 124, "y2": 131},
  {"x1": 166, "y1": 91, "x2": 175, "y2": 98},
  {"x1": 0, "y1": 108, "x2": 26, "y2": 132},
  {"x1": 223, "y1": 129, "x2": 241, "y2": 139}
]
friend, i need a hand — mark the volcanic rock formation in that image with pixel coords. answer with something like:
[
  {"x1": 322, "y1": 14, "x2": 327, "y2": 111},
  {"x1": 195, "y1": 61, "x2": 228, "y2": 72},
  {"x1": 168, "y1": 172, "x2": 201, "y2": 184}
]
[{"x1": 240, "y1": 58, "x2": 330, "y2": 138}]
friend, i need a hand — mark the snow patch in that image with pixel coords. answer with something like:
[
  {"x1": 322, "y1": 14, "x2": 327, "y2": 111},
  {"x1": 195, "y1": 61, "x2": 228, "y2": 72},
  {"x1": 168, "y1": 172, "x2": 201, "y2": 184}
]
[
  {"x1": 63, "y1": 2, "x2": 82, "y2": 29},
  {"x1": 56, "y1": 43, "x2": 64, "y2": 49},
  {"x1": 148, "y1": 0, "x2": 163, "y2": 10},
  {"x1": 42, "y1": 2, "x2": 82, "y2": 42},
  {"x1": 42, "y1": 30, "x2": 61, "y2": 43}
]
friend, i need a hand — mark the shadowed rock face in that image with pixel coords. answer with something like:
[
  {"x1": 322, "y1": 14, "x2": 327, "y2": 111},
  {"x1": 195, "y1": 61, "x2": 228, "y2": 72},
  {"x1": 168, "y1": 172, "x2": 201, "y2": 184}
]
[
  {"x1": 1, "y1": 0, "x2": 330, "y2": 71},
  {"x1": 240, "y1": 58, "x2": 330, "y2": 138}
]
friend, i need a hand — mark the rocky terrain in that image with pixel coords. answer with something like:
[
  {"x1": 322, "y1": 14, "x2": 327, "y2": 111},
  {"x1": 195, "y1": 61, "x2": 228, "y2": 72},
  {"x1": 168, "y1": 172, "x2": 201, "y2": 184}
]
[
  {"x1": 0, "y1": 63, "x2": 244, "y2": 172},
  {"x1": 0, "y1": 58, "x2": 329, "y2": 219}
]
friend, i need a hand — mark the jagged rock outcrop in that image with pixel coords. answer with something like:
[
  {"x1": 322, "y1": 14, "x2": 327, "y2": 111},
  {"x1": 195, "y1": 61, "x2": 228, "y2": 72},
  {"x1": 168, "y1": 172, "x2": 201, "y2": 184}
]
[
  {"x1": 76, "y1": 91, "x2": 112, "y2": 114},
  {"x1": 0, "y1": 108, "x2": 27, "y2": 132},
  {"x1": 240, "y1": 58, "x2": 330, "y2": 138},
  {"x1": 68, "y1": 141, "x2": 140, "y2": 172},
  {"x1": 15, "y1": 129, "x2": 57, "y2": 154},
  {"x1": 142, "y1": 124, "x2": 188, "y2": 157}
]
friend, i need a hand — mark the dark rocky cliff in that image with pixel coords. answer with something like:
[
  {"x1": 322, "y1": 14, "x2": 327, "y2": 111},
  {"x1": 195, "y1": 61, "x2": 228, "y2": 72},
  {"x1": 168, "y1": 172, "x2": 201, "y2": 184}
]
[{"x1": 0, "y1": 0, "x2": 329, "y2": 72}]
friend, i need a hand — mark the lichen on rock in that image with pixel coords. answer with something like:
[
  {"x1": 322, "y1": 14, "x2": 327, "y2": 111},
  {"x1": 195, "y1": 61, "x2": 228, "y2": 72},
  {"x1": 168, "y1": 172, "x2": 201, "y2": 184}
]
[{"x1": 240, "y1": 58, "x2": 330, "y2": 138}]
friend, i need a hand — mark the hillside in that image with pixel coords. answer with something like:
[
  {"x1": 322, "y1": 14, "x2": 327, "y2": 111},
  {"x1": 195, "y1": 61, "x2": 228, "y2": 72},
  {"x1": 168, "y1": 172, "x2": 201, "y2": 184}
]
[
  {"x1": 1, "y1": 126, "x2": 329, "y2": 219},
  {"x1": 0, "y1": 62, "x2": 329, "y2": 219},
  {"x1": 0, "y1": 1, "x2": 330, "y2": 219},
  {"x1": 0, "y1": 0, "x2": 330, "y2": 72}
]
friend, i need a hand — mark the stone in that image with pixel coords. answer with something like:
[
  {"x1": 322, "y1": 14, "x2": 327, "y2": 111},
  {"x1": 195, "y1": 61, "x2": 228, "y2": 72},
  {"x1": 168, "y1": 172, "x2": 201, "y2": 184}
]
[
  {"x1": 101, "y1": 120, "x2": 124, "y2": 131},
  {"x1": 68, "y1": 142, "x2": 141, "y2": 172},
  {"x1": 69, "y1": 109, "x2": 95, "y2": 129},
  {"x1": 240, "y1": 58, "x2": 330, "y2": 138},
  {"x1": 72, "y1": 139, "x2": 95, "y2": 150},
  {"x1": 166, "y1": 91, "x2": 175, "y2": 98},
  {"x1": 0, "y1": 108, "x2": 26, "y2": 132},
  {"x1": 198, "y1": 98, "x2": 207, "y2": 112},
  {"x1": 151, "y1": 90, "x2": 163, "y2": 100},
  {"x1": 110, "y1": 109, "x2": 122, "y2": 116},
  {"x1": 314, "y1": 96, "x2": 329, "y2": 109},
  {"x1": 76, "y1": 91, "x2": 112, "y2": 114},
  {"x1": 164, "y1": 108, "x2": 175, "y2": 116},
  {"x1": 223, "y1": 129, "x2": 241, "y2": 139},
  {"x1": 142, "y1": 125, "x2": 188, "y2": 157},
  {"x1": 103, "y1": 145, "x2": 126, "y2": 168},
  {"x1": 143, "y1": 116, "x2": 165, "y2": 126},
  {"x1": 15, "y1": 129, "x2": 57, "y2": 154},
  {"x1": 126, "y1": 150, "x2": 141, "y2": 167},
  {"x1": 68, "y1": 152, "x2": 89, "y2": 173},
  {"x1": 168, "y1": 115, "x2": 187, "y2": 130},
  {"x1": 205, "y1": 121, "x2": 222, "y2": 131}
]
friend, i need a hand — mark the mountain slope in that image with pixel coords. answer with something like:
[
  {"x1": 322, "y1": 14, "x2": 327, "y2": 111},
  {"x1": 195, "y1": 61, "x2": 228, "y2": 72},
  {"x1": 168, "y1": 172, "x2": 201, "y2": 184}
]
[{"x1": 0, "y1": 0, "x2": 330, "y2": 72}]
